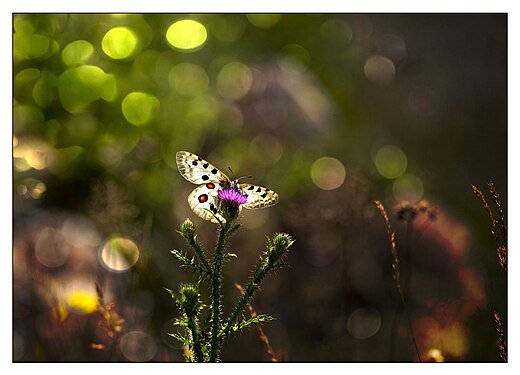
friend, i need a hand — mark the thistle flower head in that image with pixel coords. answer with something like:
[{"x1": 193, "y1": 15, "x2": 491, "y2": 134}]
[
  {"x1": 218, "y1": 187, "x2": 248, "y2": 205},
  {"x1": 394, "y1": 200, "x2": 437, "y2": 223},
  {"x1": 217, "y1": 187, "x2": 248, "y2": 222}
]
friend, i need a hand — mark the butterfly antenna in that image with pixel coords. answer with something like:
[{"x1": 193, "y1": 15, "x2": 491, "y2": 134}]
[{"x1": 227, "y1": 166, "x2": 252, "y2": 182}]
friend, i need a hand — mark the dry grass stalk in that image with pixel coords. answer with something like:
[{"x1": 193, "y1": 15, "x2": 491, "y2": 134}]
[
  {"x1": 488, "y1": 183, "x2": 507, "y2": 271},
  {"x1": 488, "y1": 183, "x2": 506, "y2": 239},
  {"x1": 471, "y1": 184, "x2": 507, "y2": 271},
  {"x1": 493, "y1": 310, "x2": 507, "y2": 362},
  {"x1": 471, "y1": 184, "x2": 496, "y2": 237},
  {"x1": 374, "y1": 200, "x2": 401, "y2": 290},
  {"x1": 374, "y1": 200, "x2": 422, "y2": 362},
  {"x1": 91, "y1": 283, "x2": 125, "y2": 351},
  {"x1": 496, "y1": 245, "x2": 507, "y2": 272},
  {"x1": 234, "y1": 283, "x2": 279, "y2": 362},
  {"x1": 473, "y1": 184, "x2": 507, "y2": 362}
]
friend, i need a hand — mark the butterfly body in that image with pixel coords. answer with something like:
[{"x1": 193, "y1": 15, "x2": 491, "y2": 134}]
[{"x1": 176, "y1": 151, "x2": 278, "y2": 223}]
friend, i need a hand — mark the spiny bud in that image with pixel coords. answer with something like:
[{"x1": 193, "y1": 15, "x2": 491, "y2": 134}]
[
  {"x1": 267, "y1": 233, "x2": 294, "y2": 264},
  {"x1": 178, "y1": 284, "x2": 202, "y2": 317},
  {"x1": 180, "y1": 218, "x2": 196, "y2": 238}
]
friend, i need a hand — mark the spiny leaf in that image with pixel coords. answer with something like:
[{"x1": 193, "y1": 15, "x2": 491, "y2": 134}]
[
  {"x1": 174, "y1": 317, "x2": 189, "y2": 328},
  {"x1": 164, "y1": 287, "x2": 175, "y2": 299},
  {"x1": 220, "y1": 314, "x2": 275, "y2": 337},
  {"x1": 238, "y1": 314, "x2": 275, "y2": 329},
  {"x1": 168, "y1": 332, "x2": 189, "y2": 345},
  {"x1": 171, "y1": 249, "x2": 210, "y2": 275},
  {"x1": 227, "y1": 223, "x2": 241, "y2": 238}
]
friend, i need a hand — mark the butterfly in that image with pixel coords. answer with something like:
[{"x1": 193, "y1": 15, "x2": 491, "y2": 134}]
[{"x1": 176, "y1": 151, "x2": 279, "y2": 223}]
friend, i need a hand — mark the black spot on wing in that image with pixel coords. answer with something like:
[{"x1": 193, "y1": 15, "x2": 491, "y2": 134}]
[
  {"x1": 212, "y1": 168, "x2": 218, "y2": 174},
  {"x1": 203, "y1": 163, "x2": 209, "y2": 169},
  {"x1": 248, "y1": 186, "x2": 255, "y2": 190},
  {"x1": 202, "y1": 175, "x2": 209, "y2": 181}
]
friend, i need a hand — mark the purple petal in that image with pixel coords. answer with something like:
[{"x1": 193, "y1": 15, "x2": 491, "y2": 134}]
[{"x1": 218, "y1": 187, "x2": 248, "y2": 205}]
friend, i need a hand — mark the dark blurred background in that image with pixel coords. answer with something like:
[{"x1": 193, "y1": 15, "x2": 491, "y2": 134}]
[{"x1": 13, "y1": 14, "x2": 507, "y2": 362}]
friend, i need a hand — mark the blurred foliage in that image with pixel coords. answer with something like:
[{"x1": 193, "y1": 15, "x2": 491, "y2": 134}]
[{"x1": 13, "y1": 14, "x2": 506, "y2": 362}]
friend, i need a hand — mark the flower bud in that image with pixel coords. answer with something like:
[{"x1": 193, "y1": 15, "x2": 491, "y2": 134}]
[
  {"x1": 178, "y1": 284, "x2": 202, "y2": 317},
  {"x1": 267, "y1": 233, "x2": 294, "y2": 264},
  {"x1": 180, "y1": 218, "x2": 196, "y2": 238}
]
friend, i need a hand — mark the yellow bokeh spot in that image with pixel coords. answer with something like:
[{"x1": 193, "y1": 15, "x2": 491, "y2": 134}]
[
  {"x1": 310, "y1": 157, "x2": 346, "y2": 190},
  {"x1": 14, "y1": 33, "x2": 57, "y2": 61},
  {"x1": 185, "y1": 94, "x2": 219, "y2": 127},
  {"x1": 14, "y1": 68, "x2": 40, "y2": 94},
  {"x1": 374, "y1": 145, "x2": 407, "y2": 179},
  {"x1": 427, "y1": 348, "x2": 445, "y2": 362},
  {"x1": 62, "y1": 40, "x2": 94, "y2": 66},
  {"x1": 216, "y1": 62, "x2": 253, "y2": 100},
  {"x1": 18, "y1": 178, "x2": 48, "y2": 200},
  {"x1": 247, "y1": 14, "x2": 281, "y2": 28},
  {"x1": 169, "y1": 63, "x2": 209, "y2": 97},
  {"x1": 249, "y1": 134, "x2": 284, "y2": 165},
  {"x1": 14, "y1": 16, "x2": 34, "y2": 35},
  {"x1": 166, "y1": 20, "x2": 207, "y2": 51},
  {"x1": 33, "y1": 71, "x2": 56, "y2": 108},
  {"x1": 13, "y1": 139, "x2": 53, "y2": 171},
  {"x1": 99, "y1": 236, "x2": 140, "y2": 272},
  {"x1": 364, "y1": 55, "x2": 396, "y2": 85},
  {"x1": 58, "y1": 65, "x2": 117, "y2": 113},
  {"x1": 67, "y1": 290, "x2": 98, "y2": 314},
  {"x1": 77, "y1": 65, "x2": 105, "y2": 86},
  {"x1": 13, "y1": 15, "x2": 59, "y2": 62},
  {"x1": 392, "y1": 173, "x2": 424, "y2": 203},
  {"x1": 281, "y1": 44, "x2": 311, "y2": 66},
  {"x1": 212, "y1": 17, "x2": 246, "y2": 42},
  {"x1": 30, "y1": 181, "x2": 46, "y2": 199},
  {"x1": 121, "y1": 92, "x2": 160, "y2": 126},
  {"x1": 102, "y1": 27, "x2": 138, "y2": 59}
]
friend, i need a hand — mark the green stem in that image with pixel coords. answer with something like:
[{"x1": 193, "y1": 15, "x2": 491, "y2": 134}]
[
  {"x1": 402, "y1": 222, "x2": 413, "y2": 300},
  {"x1": 187, "y1": 235, "x2": 212, "y2": 275},
  {"x1": 398, "y1": 288, "x2": 422, "y2": 362},
  {"x1": 220, "y1": 258, "x2": 269, "y2": 339},
  {"x1": 187, "y1": 314, "x2": 204, "y2": 362},
  {"x1": 400, "y1": 222, "x2": 421, "y2": 362},
  {"x1": 209, "y1": 221, "x2": 230, "y2": 362}
]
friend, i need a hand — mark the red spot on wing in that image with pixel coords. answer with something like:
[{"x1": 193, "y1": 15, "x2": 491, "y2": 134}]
[
  {"x1": 206, "y1": 183, "x2": 215, "y2": 189},
  {"x1": 198, "y1": 194, "x2": 208, "y2": 203}
]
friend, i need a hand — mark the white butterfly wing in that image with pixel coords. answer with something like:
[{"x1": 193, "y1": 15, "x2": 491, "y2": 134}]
[
  {"x1": 239, "y1": 183, "x2": 279, "y2": 209},
  {"x1": 176, "y1": 151, "x2": 230, "y2": 185},
  {"x1": 188, "y1": 184, "x2": 228, "y2": 224}
]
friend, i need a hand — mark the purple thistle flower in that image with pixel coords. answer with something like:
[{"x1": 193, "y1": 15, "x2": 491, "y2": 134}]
[
  {"x1": 217, "y1": 187, "x2": 247, "y2": 222},
  {"x1": 218, "y1": 187, "x2": 248, "y2": 205}
]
